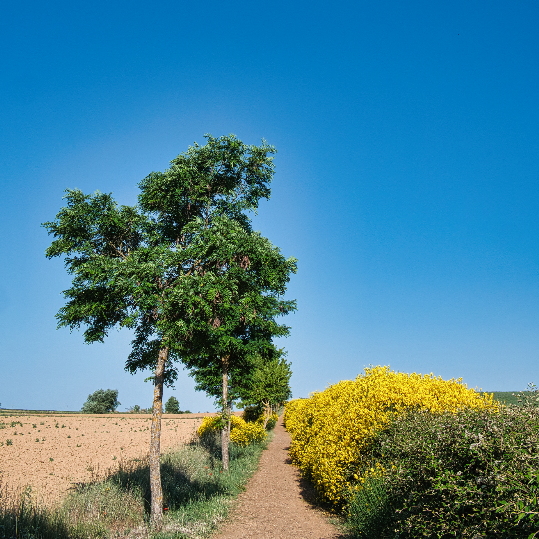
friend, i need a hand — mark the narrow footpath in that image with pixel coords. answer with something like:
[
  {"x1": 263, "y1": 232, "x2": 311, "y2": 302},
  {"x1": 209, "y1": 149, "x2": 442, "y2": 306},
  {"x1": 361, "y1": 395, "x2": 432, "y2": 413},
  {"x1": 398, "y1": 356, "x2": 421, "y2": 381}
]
[{"x1": 212, "y1": 417, "x2": 344, "y2": 539}]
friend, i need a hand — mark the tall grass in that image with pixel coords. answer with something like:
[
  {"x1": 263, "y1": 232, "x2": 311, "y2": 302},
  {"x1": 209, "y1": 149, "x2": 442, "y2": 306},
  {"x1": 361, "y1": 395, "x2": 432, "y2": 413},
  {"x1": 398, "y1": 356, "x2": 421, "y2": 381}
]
[{"x1": 0, "y1": 432, "x2": 270, "y2": 538}]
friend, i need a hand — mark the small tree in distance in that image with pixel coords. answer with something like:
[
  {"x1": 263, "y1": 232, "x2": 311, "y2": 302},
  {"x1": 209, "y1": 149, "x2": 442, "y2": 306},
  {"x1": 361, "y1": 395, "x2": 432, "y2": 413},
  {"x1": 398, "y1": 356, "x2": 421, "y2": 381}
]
[
  {"x1": 81, "y1": 389, "x2": 120, "y2": 414},
  {"x1": 240, "y1": 355, "x2": 292, "y2": 427},
  {"x1": 164, "y1": 396, "x2": 180, "y2": 414}
]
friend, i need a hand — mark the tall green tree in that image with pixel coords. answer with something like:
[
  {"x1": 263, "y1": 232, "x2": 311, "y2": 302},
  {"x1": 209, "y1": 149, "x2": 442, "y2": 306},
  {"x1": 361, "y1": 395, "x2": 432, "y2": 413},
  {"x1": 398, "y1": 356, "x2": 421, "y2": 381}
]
[{"x1": 43, "y1": 134, "x2": 296, "y2": 528}]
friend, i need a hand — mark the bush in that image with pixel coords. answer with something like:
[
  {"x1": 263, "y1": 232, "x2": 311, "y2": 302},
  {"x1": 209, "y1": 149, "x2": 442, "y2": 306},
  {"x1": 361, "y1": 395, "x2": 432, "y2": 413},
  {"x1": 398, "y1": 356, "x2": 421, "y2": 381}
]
[
  {"x1": 264, "y1": 412, "x2": 278, "y2": 430},
  {"x1": 344, "y1": 406, "x2": 539, "y2": 538},
  {"x1": 164, "y1": 396, "x2": 180, "y2": 414},
  {"x1": 198, "y1": 415, "x2": 267, "y2": 447},
  {"x1": 345, "y1": 474, "x2": 394, "y2": 539},
  {"x1": 242, "y1": 405, "x2": 264, "y2": 423},
  {"x1": 81, "y1": 389, "x2": 120, "y2": 414},
  {"x1": 284, "y1": 366, "x2": 496, "y2": 505},
  {"x1": 242, "y1": 406, "x2": 278, "y2": 430}
]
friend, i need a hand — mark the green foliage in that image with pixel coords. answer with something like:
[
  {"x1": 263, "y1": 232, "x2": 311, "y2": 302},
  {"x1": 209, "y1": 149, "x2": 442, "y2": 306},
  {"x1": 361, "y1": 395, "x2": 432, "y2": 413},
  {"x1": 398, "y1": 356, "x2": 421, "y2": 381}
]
[
  {"x1": 242, "y1": 404, "x2": 264, "y2": 423},
  {"x1": 488, "y1": 391, "x2": 522, "y2": 406},
  {"x1": 515, "y1": 382, "x2": 539, "y2": 408},
  {"x1": 486, "y1": 389, "x2": 537, "y2": 407},
  {"x1": 265, "y1": 413, "x2": 278, "y2": 430},
  {"x1": 43, "y1": 133, "x2": 296, "y2": 390},
  {"x1": 80, "y1": 389, "x2": 120, "y2": 414},
  {"x1": 238, "y1": 354, "x2": 292, "y2": 410},
  {"x1": 164, "y1": 396, "x2": 180, "y2": 414},
  {"x1": 346, "y1": 475, "x2": 394, "y2": 539},
  {"x1": 343, "y1": 405, "x2": 539, "y2": 538}
]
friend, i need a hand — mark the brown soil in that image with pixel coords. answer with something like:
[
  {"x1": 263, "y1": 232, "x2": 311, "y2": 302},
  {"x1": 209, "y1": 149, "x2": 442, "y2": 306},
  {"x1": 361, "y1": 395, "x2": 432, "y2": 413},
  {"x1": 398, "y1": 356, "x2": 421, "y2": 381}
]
[
  {"x1": 212, "y1": 417, "x2": 345, "y2": 539},
  {"x1": 0, "y1": 413, "x2": 208, "y2": 506}
]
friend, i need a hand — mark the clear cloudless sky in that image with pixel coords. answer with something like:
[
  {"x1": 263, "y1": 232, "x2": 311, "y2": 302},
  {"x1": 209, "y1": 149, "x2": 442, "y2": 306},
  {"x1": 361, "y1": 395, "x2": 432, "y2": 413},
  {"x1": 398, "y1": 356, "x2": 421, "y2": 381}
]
[{"x1": 1, "y1": 0, "x2": 537, "y2": 412}]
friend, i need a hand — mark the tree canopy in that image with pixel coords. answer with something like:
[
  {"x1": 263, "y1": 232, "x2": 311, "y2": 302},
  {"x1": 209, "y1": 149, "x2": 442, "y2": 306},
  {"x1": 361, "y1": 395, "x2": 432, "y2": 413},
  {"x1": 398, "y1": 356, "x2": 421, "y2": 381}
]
[
  {"x1": 81, "y1": 389, "x2": 120, "y2": 414},
  {"x1": 164, "y1": 396, "x2": 180, "y2": 414}
]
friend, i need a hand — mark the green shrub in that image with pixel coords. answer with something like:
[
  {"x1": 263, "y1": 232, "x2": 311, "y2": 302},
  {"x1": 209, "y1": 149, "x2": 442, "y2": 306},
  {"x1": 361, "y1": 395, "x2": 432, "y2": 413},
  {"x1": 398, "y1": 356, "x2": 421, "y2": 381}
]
[
  {"x1": 242, "y1": 405, "x2": 264, "y2": 423},
  {"x1": 265, "y1": 413, "x2": 278, "y2": 430},
  {"x1": 81, "y1": 389, "x2": 120, "y2": 414},
  {"x1": 343, "y1": 406, "x2": 539, "y2": 538},
  {"x1": 346, "y1": 474, "x2": 394, "y2": 539}
]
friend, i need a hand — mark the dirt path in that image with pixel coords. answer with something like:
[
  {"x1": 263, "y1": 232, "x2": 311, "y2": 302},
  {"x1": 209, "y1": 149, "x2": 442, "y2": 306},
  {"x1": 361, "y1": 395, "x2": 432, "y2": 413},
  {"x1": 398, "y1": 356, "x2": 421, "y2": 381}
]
[{"x1": 212, "y1": 417, "x2": 344, "y2": 539}]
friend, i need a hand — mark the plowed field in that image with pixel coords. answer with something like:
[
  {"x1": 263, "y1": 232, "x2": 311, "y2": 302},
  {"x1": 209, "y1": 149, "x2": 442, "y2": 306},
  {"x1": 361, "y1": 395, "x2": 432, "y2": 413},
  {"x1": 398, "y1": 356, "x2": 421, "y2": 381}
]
[{"x1": 0, "y1": 413, "x2": 209, "y2": 506}]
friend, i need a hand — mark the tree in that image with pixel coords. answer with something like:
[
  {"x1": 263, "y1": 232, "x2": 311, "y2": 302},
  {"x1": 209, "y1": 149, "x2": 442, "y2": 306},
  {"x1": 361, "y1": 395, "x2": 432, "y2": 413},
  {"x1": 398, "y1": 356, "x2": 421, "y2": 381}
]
[
  {"x1": 238, "y1": 355, "x2": 292, "y2": 427},
  {"x1": 43, "y1": 134, "x2": 296, "y2": 528},
  {"x1": 164, "y1": 396, "x2": 180, "y2": 414},
  {"x1": 81, "y1": 389, "x2": 120, "y2": 414}
]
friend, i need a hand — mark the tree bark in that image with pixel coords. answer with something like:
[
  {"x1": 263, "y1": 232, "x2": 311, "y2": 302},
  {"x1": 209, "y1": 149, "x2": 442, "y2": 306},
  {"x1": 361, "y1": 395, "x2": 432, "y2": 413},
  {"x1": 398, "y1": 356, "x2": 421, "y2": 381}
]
[
  {"x1": 221, "y1": 357, "x2": 229, "y2": 471},
  {"x1": 150, "y1": 346, "x2": 168, "y2": 529},
  {"x1": 263, "y1": 399, "x2": 270, "y2": 429}
]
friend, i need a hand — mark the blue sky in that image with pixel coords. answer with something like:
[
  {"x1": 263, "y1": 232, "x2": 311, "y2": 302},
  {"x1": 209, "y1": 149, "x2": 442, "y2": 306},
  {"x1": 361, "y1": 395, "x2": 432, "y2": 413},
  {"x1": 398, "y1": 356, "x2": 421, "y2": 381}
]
[{"x1": 1, "y1": 0, "x2": 537, "y2": 412}]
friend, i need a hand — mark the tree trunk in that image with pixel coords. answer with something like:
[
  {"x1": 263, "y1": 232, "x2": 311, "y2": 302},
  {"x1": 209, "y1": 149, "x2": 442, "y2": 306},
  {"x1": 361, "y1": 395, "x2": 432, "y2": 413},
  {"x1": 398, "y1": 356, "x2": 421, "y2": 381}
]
[
  {"x1": 221, "y1": 357, "x2": 229, "y2": 471},
  {"x1": 262, "y1": 399, "x2": 270, "y2": 429},
  {"x1": 150, "y1": 346, "x2": 168, "y2": 529}
]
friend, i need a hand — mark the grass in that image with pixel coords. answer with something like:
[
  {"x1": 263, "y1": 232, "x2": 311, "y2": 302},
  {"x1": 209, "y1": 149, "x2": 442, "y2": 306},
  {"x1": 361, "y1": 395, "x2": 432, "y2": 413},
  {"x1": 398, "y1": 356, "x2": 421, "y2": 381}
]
[
  {"x1": 0, "y1": 431, "x2": 271, "y2": 538},
  {"x1": 489, "y1": 391, "x2": 530, "y2": 406}
]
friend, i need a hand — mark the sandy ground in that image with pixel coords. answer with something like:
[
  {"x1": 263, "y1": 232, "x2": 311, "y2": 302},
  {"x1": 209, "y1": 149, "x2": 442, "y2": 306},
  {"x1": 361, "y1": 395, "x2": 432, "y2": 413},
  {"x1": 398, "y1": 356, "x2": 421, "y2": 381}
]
[
  {"x1": 212, "y1": 417, "x2": 344, "y2": 539},
  {"x1": 0, "y1": 413, "x2": 210, "y2": 506}
]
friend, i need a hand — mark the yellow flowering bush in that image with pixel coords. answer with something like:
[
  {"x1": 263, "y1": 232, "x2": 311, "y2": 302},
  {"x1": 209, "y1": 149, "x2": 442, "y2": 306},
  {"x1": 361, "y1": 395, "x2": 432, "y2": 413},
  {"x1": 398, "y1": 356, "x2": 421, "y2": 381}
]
[
  {"x1": 197, "y1": 414, "x2": 267, "y2": 447},
  {"x1": 230, "y1": 421, "x2": 267, "y2": 446},
  {"x1": 284, "y1": 366, "x2": 497, "y2": 505}
]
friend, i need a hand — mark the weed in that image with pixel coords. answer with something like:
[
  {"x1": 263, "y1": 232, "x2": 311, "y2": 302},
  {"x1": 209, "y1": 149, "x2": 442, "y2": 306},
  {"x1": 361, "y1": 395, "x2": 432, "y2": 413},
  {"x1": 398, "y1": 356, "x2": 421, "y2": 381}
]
[
  {"x1": 6, "y1": 439, "x2": 12, "y2": 446},
  {"x1": 49, "y1": 458, "x2": 54, "y2": 462}
]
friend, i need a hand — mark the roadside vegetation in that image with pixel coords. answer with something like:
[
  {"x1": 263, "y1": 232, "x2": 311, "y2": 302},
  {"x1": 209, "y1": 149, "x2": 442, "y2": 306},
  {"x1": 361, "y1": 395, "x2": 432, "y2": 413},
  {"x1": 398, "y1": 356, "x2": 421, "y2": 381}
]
[
  {"x1": 285, "y1": 367, "x2": 539, "y2": 538},
  {"x1": 0, "y1": 409, "x2": 276, "y2": 539}
]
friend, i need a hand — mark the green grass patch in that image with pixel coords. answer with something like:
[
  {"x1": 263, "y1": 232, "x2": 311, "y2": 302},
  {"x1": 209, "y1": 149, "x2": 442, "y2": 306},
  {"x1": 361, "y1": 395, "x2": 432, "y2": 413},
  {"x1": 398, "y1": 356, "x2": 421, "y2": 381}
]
[
  {"x1": 488, "y1": 391, "x2": 526, "y2": 406},
  {"x1": 0, "y1": 432, "x2": 270, "y2": 538}
]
